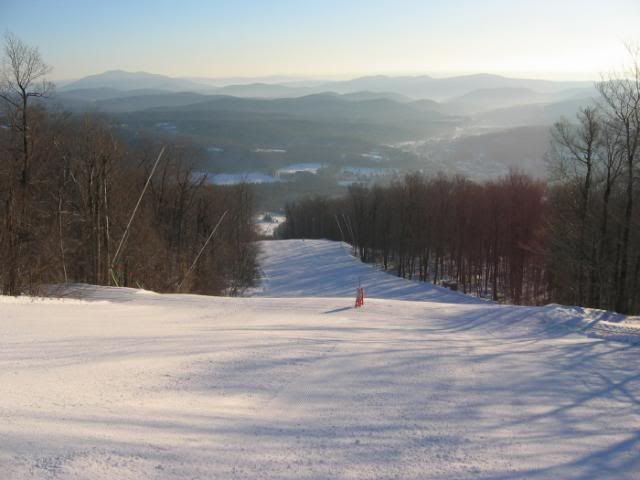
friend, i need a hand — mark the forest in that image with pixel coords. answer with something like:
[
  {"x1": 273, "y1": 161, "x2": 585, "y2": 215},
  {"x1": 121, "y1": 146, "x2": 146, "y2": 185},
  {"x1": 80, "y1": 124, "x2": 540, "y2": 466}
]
[
  {"x1": 279, "y1": 173, "x2": 549, "y2": 305},
  {"x1": 0, "y1": 34, "x2": 258, "y2": 296}
]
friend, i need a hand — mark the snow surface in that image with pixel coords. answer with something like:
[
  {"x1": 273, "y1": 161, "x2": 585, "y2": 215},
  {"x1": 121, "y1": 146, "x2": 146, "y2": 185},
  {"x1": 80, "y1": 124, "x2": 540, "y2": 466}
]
[
  {"x1": 255, "y1": 213, "x2": 286, "y2": 237},
  {"x1": 252, "y1": 239, "x2": 479, "y2": 304},
  {"x1": 209, "y1": 172, "x2": 280, "y2": 185},
  {"x1": 1, "y1": 239, "x2": 640, "y2": 479},
  {"x1": 276, "y1": 163, "x2": 323, "y2": 176}
]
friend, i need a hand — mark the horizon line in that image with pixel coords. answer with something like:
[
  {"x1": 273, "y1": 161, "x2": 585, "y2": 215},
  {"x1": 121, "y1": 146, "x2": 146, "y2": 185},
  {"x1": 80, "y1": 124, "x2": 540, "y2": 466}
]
[{"x1": 52, "y1": 69, "x2": 600, "y2": 85}]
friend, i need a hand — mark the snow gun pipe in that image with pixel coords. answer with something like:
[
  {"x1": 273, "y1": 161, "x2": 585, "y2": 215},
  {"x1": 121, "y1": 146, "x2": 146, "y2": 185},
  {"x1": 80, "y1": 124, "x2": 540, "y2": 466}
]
[
  {"x1": 177, "y1": 210, "x2": 228, "y2": 291},
  {"x1": 334, "y1": 214, "x2": 345, "y2": 243},
  {"x1": 110, "y1": 146, "x2": 166, "y2": 281},
  {"x1": 342, "y1": 213, "x2": 358, "y2": 256},
  {"x1": 341, "y1": 213, "x2": 357, "y2": 246}
]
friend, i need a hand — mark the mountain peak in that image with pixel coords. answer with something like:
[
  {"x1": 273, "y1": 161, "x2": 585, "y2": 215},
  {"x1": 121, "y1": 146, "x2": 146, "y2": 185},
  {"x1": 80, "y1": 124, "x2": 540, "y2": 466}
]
[{"x1": 61, "y1": 70, "x2": 212, "y2": 93}]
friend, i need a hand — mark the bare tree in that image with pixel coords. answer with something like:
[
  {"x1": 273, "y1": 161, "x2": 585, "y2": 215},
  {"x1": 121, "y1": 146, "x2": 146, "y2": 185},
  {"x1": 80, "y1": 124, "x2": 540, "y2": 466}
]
[
  {"x1": 593, "y1": 119, "x2": 625, "y2": 307},
  {"x1": 1, "y1": 32, "x2": 53, "y2": 186},
  {"x1": 0, "y1": 33, "x2": 53, "y2": 294},
  {"x1": 550, "y1": 107, "x2": 601, "y2": 304},
  {"x1": 596, "y1": 43, "x2": 640, "y2": 313}
]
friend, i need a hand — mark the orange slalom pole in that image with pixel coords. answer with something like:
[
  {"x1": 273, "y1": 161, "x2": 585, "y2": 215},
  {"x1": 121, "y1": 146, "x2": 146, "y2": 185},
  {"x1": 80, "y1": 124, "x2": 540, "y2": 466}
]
[{"x1": 355, "y1": 287, "x2": 365, "y2": 308}]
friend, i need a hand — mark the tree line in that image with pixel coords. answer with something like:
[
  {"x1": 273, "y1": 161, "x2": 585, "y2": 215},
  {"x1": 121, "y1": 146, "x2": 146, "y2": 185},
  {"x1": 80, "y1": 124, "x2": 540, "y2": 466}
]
[
  {"x1": 279, "y1": 47, "x2": 640, "y2": 314},
  {"x1": 0, "y1": 34, "x2": 258, "y2": 296},
  {"x1": 279, "y1": 173, "x2": 548, "y2": 305}
]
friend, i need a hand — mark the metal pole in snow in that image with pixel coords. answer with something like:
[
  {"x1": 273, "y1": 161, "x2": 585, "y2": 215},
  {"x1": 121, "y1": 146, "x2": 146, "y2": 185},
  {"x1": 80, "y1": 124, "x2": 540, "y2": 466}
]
[
  {"x1": 334, "y1": 214, "x2": 345, "y2": 243},
  {"x1": 110, "y1": 146, "x2": 166, "y2": 285},
  {"x1": 177, "y1": 210, "x2": 228, "y2": 291}
]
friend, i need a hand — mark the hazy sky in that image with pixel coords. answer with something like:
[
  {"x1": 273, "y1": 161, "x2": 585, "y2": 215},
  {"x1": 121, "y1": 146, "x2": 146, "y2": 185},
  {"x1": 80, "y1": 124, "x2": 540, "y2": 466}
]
[{"x1": 2, "y1": 0, "x2": 639, "y2": 81}]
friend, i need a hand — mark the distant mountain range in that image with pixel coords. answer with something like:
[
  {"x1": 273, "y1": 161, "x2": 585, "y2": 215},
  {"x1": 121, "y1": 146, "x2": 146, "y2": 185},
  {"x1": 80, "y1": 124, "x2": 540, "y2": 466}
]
[
  {"x1": 60, "y1": 69, "x2": 594, "y2": 100},
  {"x1": 53, "y1": 70, "x2": 597, "y2": 127},
  {"x1": 46, "y1": 70, "x2": 603, "y2": 182},
  {"x1": 313, "y1": 74, "x2": 592, "y2": 101}
]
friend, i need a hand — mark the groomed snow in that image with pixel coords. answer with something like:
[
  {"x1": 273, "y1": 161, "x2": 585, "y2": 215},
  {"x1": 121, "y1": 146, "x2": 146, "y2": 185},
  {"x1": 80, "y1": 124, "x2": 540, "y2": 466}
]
[
  {"x1": 252, "y1": 239, "x2": 481, "y2": 303},
  {"x1": 1, "y1": 239, "x2": 639, "y2": 479}
]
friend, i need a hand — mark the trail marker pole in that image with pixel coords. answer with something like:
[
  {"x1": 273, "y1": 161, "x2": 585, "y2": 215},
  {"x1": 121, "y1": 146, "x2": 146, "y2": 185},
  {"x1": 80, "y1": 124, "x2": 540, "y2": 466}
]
[{"x1": 355, "y1": 287, "x2": 365, "y2": 308}]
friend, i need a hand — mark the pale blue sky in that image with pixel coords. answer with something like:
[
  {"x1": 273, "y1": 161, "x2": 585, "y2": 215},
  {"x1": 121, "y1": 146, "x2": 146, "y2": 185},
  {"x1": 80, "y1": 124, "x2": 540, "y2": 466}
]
[{"x1": 2, "y1": 0, "x2": 639, "y2": 81}]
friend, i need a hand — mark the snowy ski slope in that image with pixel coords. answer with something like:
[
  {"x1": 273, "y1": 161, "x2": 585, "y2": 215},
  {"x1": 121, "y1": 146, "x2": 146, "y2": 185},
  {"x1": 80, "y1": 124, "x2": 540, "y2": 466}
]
[
  {"x1": 252, "y1": 239, "x2": 480, "y2": 303},
  {"x1": 1, "y1": 239, "x2": 639, "y2": 479}
]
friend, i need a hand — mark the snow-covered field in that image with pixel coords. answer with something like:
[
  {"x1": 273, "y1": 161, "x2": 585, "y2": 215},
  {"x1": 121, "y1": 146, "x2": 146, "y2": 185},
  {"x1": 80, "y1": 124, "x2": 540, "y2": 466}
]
[{"x1": 1, "y1": 239, "x2": 639, "y2": 479}]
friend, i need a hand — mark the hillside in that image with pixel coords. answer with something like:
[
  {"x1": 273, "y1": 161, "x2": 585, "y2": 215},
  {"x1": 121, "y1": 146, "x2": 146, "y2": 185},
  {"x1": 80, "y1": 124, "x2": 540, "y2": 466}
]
[
  {"x1": 444, "y1": 87, "x2": 547, "y2": 114},
  {"x1": 1, "y1": 239, "x2": 639, "y2": 479},
  {"x1": 474, "y1": 96, "x2": 598, "y2": 127},
  {"x1": 411, "y1": 125, "x2": 552, "y2": 178},
  {"x1": 61, "y1": 70, "x2": 213, "y2": 92},
  {"x1": 164, "y1": 93, "x2": 445, "y2": 123}
]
